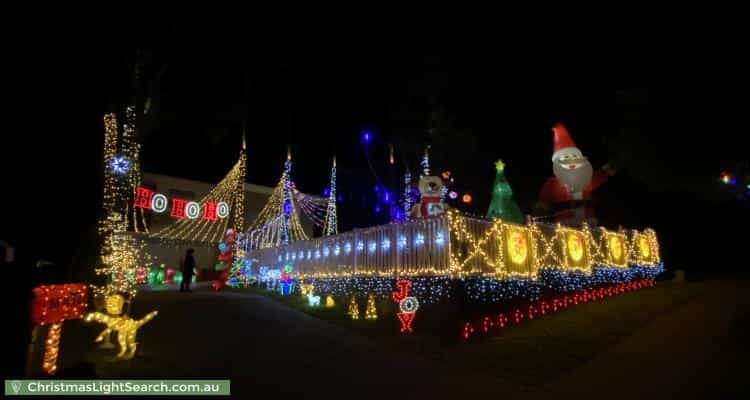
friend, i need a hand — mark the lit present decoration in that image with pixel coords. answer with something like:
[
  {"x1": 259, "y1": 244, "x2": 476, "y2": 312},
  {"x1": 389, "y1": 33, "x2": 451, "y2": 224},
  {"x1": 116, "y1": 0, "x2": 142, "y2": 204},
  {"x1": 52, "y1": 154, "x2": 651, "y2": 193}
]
[{"x1": 31, "y1": 284, "x2": 88, "y2": 375}]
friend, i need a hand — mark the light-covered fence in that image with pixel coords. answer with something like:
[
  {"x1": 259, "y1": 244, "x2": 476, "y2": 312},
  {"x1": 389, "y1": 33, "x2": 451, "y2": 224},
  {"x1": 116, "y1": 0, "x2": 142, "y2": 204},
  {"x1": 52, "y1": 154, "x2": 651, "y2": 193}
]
[{"x1": 244, "y1": 211, "x2": 660, "y2": 279}]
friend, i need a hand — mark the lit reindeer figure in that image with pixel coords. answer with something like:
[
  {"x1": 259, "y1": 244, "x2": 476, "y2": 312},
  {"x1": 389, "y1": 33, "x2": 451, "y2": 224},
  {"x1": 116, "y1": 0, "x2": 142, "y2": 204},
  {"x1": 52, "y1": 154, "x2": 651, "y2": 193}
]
[{"x1": 84, "y1": 294, "x2": 158, "y2": 359}]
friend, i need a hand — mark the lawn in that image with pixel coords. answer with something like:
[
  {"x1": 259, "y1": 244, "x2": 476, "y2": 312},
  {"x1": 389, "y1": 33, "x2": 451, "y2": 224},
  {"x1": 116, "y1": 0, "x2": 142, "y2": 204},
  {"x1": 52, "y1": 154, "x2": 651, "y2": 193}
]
[
  {"x1": 244, "y1": 278, "x2": 708, "y2": 386},
  {"x1": 48, "y1": 277, "x2": 718, "y2": 391}
]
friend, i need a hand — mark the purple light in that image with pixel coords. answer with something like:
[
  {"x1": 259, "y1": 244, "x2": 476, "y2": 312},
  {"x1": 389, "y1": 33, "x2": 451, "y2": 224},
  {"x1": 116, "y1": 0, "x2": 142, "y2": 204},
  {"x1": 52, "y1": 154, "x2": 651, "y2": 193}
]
[
  {"x1": 384, "y1": 192, "x2": 390, "y2": 202},
  {"x1": 449, "y1": 191, "x2": 458, "y2": 199},
  {"x1": 374, "y1": 185, "x2": 379, "y2": 192},
  {"x1": 337, "y1": 195, "x2": 343, "y2": 202},
  {"x1": 323, "y1": 187, "x2": 330, "y2": 197},
  {"x1": 374, "y1": 205, "x2": 381, "y2": 213}
]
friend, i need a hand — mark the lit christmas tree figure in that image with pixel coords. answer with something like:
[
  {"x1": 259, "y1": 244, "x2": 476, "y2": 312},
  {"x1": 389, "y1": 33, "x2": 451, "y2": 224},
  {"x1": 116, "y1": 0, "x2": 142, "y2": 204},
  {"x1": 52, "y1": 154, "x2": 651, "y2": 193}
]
[
  {"x1": 486, "y1": 160, "x2": 524, "y2": 224},
  {"x1": 323, "y1": 157, "x2": 338, "y2": 236},
  {"x1": 281, "y1": 150, "x2": 293, "y2": 244},
  {"x1": 421, "y1": 145, "x2": 431, "y2": 176},
  {"x1": 365, "y1": 293, "x2": 378, "y2": 320},
  {"x1": 348, "y1": 296, "x2": 360, "y2": 320},
  {"x1": 402, "y1": 172, "x2": 412, "y2": 219}
]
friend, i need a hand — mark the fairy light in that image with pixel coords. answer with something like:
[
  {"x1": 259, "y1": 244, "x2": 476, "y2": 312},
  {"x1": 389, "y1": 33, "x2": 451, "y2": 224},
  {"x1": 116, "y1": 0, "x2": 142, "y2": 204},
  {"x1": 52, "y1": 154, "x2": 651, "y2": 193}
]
[
  {"x1": 421, "y1": 146, "x2": 431, "y2": 176},
  {"x1": 217, "y1": 202, "x2": 230, "y2": 218},
  {"x1": 461, "y1": 279, "x2": 655, "y2": 340},
  {"x1": 42, "y1": 323, "x2": 62, "y2": 375},
  {"x1": 348, "y1": 296, "x2": 360, "y2": 320},
  {"x1": 392, "y1": 279, "x2": 418, "y2": 334},
  {"x1": 97, "y1": 108, "x2": 151, "y2": 298},
  {"x1": 31, "y1": 284, "x2": 88, "y2": 375},
  {"x1": 245, "y1": 151, "x2": 320, "y2": 249},
  {"x1": 415, "y1": 233, "x2": 425, "y2": 247},
  {"x1": 245, "y1": 210, "x2": 661, "y2": 307},
  {"x1": 84, "y1": 294, "x2": 158, "y2": 359},
  {"x1": 185, "y1": 201, "x2": 201, "y2": 219},
  {"x1": 720, "y1": 171, "x2": 735, "y2": 185},
  {"x1": 150, "y1": 149, "x2": 246, "y2": 244},
  {"x1": 151, "y1": 194, "x2": 168, "y2": 212},
  {"x1": 307, "y1": 292, "x2": 321, "y2": 307},
  {"x1": 324, "y1": 157, "x2": 338, "y2": 236},
  {"x1": 403, "y1": 172, "x2": 413, "y2": 218},
  {"x1": 281, "y1": 151, "x2": 293, "y2": 244},
  {"x1": 110, "y1": 156, "x2": 129, "y2": 175},
  {"x1": 365, "y1": 293, "x2": 378, "y2": 320}
]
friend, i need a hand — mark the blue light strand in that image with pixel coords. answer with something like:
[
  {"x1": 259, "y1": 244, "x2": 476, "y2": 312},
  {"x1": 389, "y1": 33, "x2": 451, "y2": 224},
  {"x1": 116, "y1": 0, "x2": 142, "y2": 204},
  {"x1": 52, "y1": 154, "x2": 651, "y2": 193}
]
[{"x1": 295, "y1": 264, "x2": 663, "y2": 305}]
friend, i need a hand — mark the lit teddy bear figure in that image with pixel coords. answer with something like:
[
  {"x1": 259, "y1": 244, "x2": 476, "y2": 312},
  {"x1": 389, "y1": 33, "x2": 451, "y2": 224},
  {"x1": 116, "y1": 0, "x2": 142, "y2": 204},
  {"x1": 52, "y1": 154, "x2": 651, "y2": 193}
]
[{"x1": 84, "y1": 294, "x2": 158, "y2": 359}]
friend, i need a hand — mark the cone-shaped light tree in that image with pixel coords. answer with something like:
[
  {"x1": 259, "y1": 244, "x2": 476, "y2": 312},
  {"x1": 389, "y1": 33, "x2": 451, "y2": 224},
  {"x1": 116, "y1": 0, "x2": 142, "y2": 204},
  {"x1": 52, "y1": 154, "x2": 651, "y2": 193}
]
[{"x1": 486, "y1": 160, "x2": 524, "y2": 224}]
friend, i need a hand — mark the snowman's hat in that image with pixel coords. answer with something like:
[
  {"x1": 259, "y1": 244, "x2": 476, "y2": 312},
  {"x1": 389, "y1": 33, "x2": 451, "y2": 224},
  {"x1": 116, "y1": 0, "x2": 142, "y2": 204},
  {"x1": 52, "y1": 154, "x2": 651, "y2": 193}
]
[{"x1": 551, "y1": 123, "x2": 583, "y2": 162}]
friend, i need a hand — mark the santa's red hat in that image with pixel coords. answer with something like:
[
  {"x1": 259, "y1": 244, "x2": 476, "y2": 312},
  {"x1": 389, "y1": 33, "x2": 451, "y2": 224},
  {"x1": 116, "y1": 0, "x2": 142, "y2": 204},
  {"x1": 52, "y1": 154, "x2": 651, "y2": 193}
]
[{"x1": 551, "y1": 123, "x2": 583, "y2": 162}]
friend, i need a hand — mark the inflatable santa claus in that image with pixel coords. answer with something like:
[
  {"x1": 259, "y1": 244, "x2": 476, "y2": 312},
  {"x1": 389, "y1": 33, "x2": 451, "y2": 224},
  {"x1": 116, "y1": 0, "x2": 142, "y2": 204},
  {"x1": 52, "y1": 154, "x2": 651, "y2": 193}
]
[{"x1": 536, "y1": 123, "x2": 616, "y2": 226}]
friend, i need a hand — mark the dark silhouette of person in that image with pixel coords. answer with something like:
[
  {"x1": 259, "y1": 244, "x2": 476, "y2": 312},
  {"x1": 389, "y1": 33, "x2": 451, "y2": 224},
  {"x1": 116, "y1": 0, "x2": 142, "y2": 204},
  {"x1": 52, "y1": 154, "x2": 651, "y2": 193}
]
[{"x1": 180, "y1": 249, "x2": 196, "y2": 292}]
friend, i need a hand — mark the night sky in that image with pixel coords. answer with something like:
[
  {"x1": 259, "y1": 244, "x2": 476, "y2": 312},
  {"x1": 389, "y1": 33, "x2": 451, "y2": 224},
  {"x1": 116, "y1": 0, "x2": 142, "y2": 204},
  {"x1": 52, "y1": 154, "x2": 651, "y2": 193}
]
[{"x1": 5, "y1": 9, "x2": 748, "y2": 278}]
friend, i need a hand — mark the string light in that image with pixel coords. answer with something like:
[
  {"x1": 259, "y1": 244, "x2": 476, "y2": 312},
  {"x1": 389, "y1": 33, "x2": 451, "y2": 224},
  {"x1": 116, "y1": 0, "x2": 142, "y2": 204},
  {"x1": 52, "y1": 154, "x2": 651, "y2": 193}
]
[
  {"x1": 300, "y1": 283, "x2": 314, "y2": 296},
  {"x1": 31, "y1": 284, "x2": 88, "y2": 375},
  {"x1": 134, "y1": 187, "x2": 154, "y2": 209},
  {"x1": 84, "y1": 294, "x2": 158, "y2": 359},
  {"x1": 415, "y1": 233, "x2": 424, "y2": 247},
  {"x1": 421, "y1": 146, "x2": 431, "y2": 176},
  {"x1": 365, "y1": 293, "x2": 378, "y2": 320},
  {"x1": 323, "y1": 157, "x2": 338, "y2": 236},
  {"x1": 110, "y1": 156, "x2": 130, "y2": 175},
  {"x1": 720, "y1": 171, "x2": 736, "y2": 185},
  {"x1": 403, "y1": 172, "x2": 413, "y2": 218},
  {"x1": 399, "y1": 297, "x2": 419, "y2": 313},
  {"x1": 151, "y1": 194, "x2": 168, "y2": 213},
  {"x1": 216, "y1": 202, "x2": 230, "y2": 218},
  {"x1": 185, "y1": 201, "x2": 201, "y2": 219},
  {"x1": 279, "y1": 264, "x2": 294, "y2": 295},
  {"x1": 307, "y1": 292, "x2": 321, "y2": 307},
  {"x1": 96, "y1": 108, "x2": 151, "y2": 299},
  {"x1": 245, "y1": 211, "x2": 661, "y2": 305},
  {"x1": 245, "y1": 151, "x2": 320, "y2": 249},
  {"x1": 42, "y1": 323, "x2": 62, "y2": 375},
  {"x1": 392, "y1": 279, "x2": 418, "y2": 334},
  {"x1": 151, "y1": 150, "x2": 245, "y2": 244},
  {"x1": 348, "y1": 296, "x2": 360, "y2": 320},
  {"x1": 170, "y1": 199, "x2": 187, "y2": 219},
  {"x1": 461, "y1": 279, "x2": 655, "y2": 340},
  {"x1": 202, "y1": 201, "x2": 218, "y2": 221},
  {"x1": 32, "y1": 284, "x2": 88, "y2": 325}
]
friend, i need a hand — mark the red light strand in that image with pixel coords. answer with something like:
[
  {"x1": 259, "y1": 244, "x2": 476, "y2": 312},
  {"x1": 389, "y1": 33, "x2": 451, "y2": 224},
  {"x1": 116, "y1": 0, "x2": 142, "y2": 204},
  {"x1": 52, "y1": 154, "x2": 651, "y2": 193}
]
[{"x1": 461, "y1": 279, "x2": 655, "y2": 340}]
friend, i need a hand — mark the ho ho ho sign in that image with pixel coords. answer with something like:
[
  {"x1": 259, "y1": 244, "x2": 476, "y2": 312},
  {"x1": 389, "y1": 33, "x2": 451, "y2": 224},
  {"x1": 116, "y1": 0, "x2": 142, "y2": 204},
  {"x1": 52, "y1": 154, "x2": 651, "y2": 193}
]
[{"x1": 134, "y1": 186, "x2": 229, "y2": 221}]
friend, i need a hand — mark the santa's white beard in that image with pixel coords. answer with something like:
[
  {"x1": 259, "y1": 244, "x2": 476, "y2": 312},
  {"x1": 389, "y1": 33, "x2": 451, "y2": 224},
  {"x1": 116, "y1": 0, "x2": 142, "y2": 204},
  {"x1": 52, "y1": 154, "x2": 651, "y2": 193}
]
[{"x1": 553, "y1": 159, "x2": 593, "y2": 194}]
